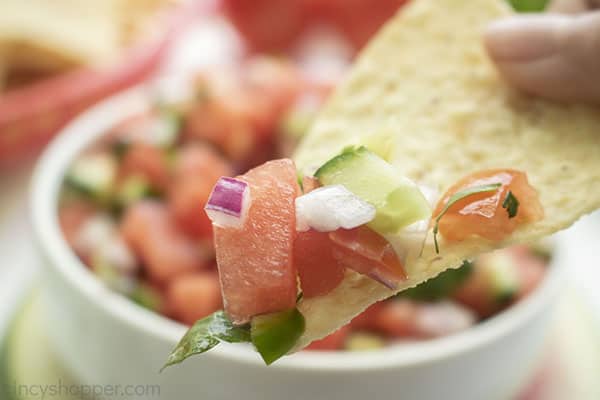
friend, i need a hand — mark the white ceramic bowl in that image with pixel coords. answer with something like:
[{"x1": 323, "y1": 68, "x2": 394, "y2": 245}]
[{"x1": 31, "y1": 88, "x2": 567, "y2": 400}]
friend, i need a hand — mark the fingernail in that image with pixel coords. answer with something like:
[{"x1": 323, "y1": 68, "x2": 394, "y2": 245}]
[{"x1": 485, "y1": 15, "x2": 569, "y2": 62}]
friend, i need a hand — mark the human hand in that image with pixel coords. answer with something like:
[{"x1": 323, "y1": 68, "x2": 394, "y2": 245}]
[{"x1": 484, "y1": 0, "x2": 600, "y2": 103}]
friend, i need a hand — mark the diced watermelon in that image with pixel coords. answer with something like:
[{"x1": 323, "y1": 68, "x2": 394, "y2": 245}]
[
  {"x1": 305, "y1": 325, "x2": 350, "y2": 351},
  {"x1": 172, "y1": 143, "x2": 233, "y2": 182},
  {"x1": 168, "y1": 144, "x2": 233, "y2": 239},
  {"x1": 214, "y1": 159, "x2": 299, "y2": 324},
  {"x1": 372, "y1": 299, "x2": 420, "y2": 338},
  {"x1": 168, "y1": 177, "x2": 216, "y2": 239},
  {"x1": 294, "y1": 230, "x2": 345, "y2": 298},
  {"x1": 166, "y1": 272, "x2": 223, "y2": 326},
  {"x1": 349, "y1": 302, "x2": 385, "y2": 331},
  {"x1": 329, "y1": 226, "x2": 406, "y2": 290},
  {"x1": 120, "y1": 201, "x2": 205, "y2": 284}
]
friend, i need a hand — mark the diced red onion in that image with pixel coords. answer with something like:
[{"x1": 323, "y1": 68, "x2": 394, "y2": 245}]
[
  {"x1": 295, "y1": 185, "x2": 375, "y2": 232},
  {"x1": 205, "y1": 177, "x2": 250, "y2": 229},
  {"x1": 367, "y1": 270, "x2": 399, "y2": 291}
]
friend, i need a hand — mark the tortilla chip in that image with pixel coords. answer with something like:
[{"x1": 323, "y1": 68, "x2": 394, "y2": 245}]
[
  {"x1": 0, "y1": 0, "x2": 172, "y2": 68},
  {"x1": 292, "y1": 0, "x2": 600, "y2": 351}
]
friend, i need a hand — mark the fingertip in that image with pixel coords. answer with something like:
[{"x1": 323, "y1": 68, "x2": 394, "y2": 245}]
[{"x1": 485, "y1": 15, "x2": 568, "y2": 62}]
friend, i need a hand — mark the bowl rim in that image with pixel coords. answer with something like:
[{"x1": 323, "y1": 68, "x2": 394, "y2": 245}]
[{"x1": 30, "y1": 86, "x2": 567, "y2": 372}]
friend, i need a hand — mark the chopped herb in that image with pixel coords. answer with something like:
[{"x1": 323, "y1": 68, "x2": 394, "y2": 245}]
[
  {"x1": 502, "y1": 190, "x2": 519, "y2": 219},
  {"x1": 433, "y1": 183, "x2": 502, "y2": 253},
  {"x1": 508, "y1": 0, "x2": 549, "y2": 12},
  {"x1": 161, "y1": 311, "x2": 250, "y2": 371}
]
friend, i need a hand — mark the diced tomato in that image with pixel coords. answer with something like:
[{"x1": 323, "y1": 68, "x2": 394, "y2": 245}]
[
  {"x1": 120, "y1": 201, "x2": 205, "y2": 285},
  {"x1": 329, "y1": 226, "x2": 406, "y2": 289},
  {"x1": 214, "y1": 159, "x2": 299, "y2": 324},
  {"x1": 294, "y1": 230, "x2": 345, "y2": 298},
  {"x1": 172, "y1": 143, "x2": 233, "y2": 181},
  {"x1": 434, "y1": 169, "x2": 544, "y2": 243},
  {"x1": 120, "y1": 144, "x2": 170, "y2": 192},
  {"x1": 166, "y1": 272, "x2": 223, "y2": 326},
  {"x1": 305, "y1": 325, "x2": 350, "y2": 351},
  {"x1": 168, "y1": 176, "x2": 215, "y2": 239},
  {"x1": 372, "y1": 299, "x2": 420, "y2": 338}
]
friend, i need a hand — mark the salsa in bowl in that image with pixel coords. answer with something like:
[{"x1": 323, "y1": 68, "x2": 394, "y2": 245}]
[
  {"x1": 30, "y1": 57, "x2": 564, "y2": 400},
  {"x1": 57, "y1": 57, "x2": 551, "y2": 352}
]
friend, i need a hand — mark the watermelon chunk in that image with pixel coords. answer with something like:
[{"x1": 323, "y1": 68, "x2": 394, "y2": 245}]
[{"x1": 214, "y1": 159, "x2": 299, "y2": 324}]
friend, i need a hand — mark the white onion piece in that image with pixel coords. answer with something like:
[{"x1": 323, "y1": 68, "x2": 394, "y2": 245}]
[
  {"x1": 385, "y1": 184, "x2": 439, "y2": 265},
  {"x1": 415, "y1": 301, "x2": 476, "y2": 337},
  {"x1": 205, "y1": 177, "x2": 250, "y2": 229},
  {"x1": 295, "y1": 185, "x2": 376, "y2": 232},
  {"x1": 74, "y1": 214, "x2": 116, "y2": 258},
  {"x1": 418, "y1": 184, "x2": 440, "y2": 209},
  {"x1": 98, "y1": 236, "x2": 138, "y2": 275}
]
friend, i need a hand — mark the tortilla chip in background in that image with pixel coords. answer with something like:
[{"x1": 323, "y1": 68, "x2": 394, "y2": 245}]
[
  {"x1": 0, "y1": 0, "x2": 173, "y2": 71},
  {"x1": 292, "y1": 0, "x2": 600, "y2": 351}
]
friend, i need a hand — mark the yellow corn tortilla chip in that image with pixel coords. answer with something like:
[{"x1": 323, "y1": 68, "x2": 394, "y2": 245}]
[{"x1": 291, "y1": 0, "x2": 600, "y2": 351}]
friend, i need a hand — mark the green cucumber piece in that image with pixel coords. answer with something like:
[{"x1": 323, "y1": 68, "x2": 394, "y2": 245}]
[
  {"x1": 482, "y1": 252, "x2": 520, "y2": 304},
  {"x1": 508, "y1": 0, "x2": 549, "y2": 12},
  {"x1": 130, "y1": 284, "x2": 163, "y2": 312},
  {"x1": 315, "y1": 146, "x2": 431, "y2": 234},
  {"x1": 345, "y1": 333, "x2": 385, "y2": 351},
  {"x1": 65, "y1": 153, "x2": 117, "y2": 202},
  {"x1": 114, "y1": 176, "x2": 155, "y2": 209},
  {"x1": 152, "y1": 111, "x2": 181, "y2": 149},
  {"x1": 251, "y1": 308, "x2": 305, "y2": 365}
]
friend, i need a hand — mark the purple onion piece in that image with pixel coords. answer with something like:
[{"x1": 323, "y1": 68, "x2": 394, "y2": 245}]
[
  {"x1": 204, "y1": 177, "x2": 250, "y2": 228},
  {"x1": 367, "y1": 270, "x2": 399, "y2": 291}
]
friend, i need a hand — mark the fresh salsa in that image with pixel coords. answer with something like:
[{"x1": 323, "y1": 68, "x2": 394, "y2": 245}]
[{"x1": 58, "y1": 57, "x2": 548, "y2": 367}]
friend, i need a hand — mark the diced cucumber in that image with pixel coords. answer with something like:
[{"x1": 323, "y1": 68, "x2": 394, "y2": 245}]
[
  {"x1": 114, "y1": 175, "x2": 154, "y2": 210},
  {"x1": 251, "y1": 308, "x2": 305, "y2": 365},
  {"x1": 315, "y1": 146, "x2": 431, "y2": 234},
  {"x1": 65, "y1": 153, "x2": 117, "y2": 202},
  {"x1": 93, "y1": 257, "x2": 136, "y2": 295},
  {"x1": 481, "y1": 252, "x2": 520, "y2": 304},
  {"x1": 152, "y1": 111, "x2": 181, "y2": 149},
  {"x1": 345, "y1": 332, "x2": 385, "y2": 351},
  {"x1": 130, "y1": 284, "x2": 164, "y2": 312}
]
